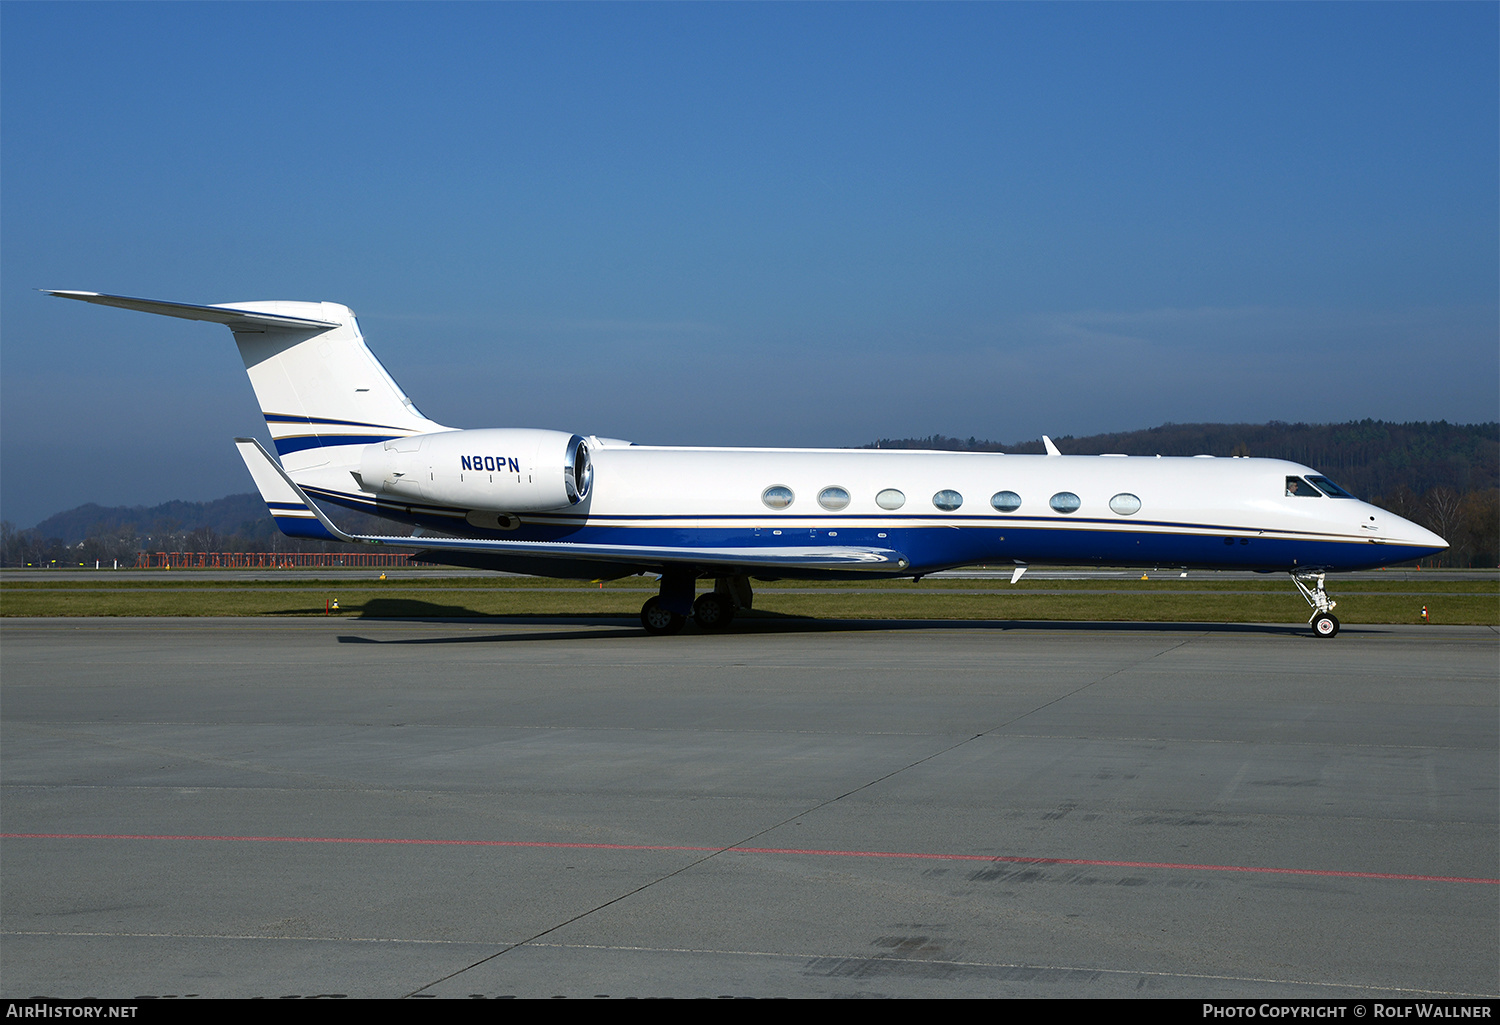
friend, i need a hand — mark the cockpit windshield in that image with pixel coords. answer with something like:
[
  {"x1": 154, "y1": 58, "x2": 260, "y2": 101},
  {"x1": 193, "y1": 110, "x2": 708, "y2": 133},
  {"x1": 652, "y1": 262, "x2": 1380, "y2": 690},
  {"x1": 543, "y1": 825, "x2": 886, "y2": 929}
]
[
  {"x1": 1286, "y1": 475, "x2": 1358, "y2": 499},
  {"x1": 1306, "y1": 475, "x2": 1356, "y2": 499}
]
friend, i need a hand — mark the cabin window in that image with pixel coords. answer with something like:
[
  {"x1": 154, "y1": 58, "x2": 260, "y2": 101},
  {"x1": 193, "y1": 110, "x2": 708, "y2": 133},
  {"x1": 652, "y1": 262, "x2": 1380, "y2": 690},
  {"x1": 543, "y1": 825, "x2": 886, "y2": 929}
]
[
  {"x1": 932, "y1": 490, "x2": 963, "y2": 512},
  {"x1": 818, "y1": 486, "x2": 851, "y2": 511},
  {"x1": 876, "y1": 489, "x2": 906, "y2": 510},
  {"x1": 990, "y1": 491, "x2": 1021, "y2": 513},
  {"x1": 1049, "y1": 492, "x2": 1081, "y2": 514},
  {"x1": 762, "y1": 485, "x2": 794, "y2": 510},
  {"x1": 1108, "y1": 493, "x2": 1141, "y2": 515},
  {"x1": 1285, "y1": 477, "x2": 1321, "y2": 498},
  {"x1": 1306, "y1": 475, "x2": 1356, "y2": 499}
]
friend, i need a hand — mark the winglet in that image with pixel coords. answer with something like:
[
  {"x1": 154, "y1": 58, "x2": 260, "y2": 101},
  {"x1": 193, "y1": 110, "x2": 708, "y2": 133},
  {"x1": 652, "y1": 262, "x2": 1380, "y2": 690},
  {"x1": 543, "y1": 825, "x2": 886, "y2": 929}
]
[
  {"x1": 1042, "y1": 435, "x2": 1062, "y2": 457},
  {"x1": 234, "y1": 438, "x2": 363, "y2": 544}
]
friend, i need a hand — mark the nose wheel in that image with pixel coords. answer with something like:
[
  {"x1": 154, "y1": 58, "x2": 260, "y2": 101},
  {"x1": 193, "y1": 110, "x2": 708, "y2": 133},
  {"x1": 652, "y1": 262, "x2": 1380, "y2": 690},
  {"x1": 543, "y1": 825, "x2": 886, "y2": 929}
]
[
  {"x1": 1312, "y1": 612, "x2": 1340, "y2": 637},
  {"x1": 1292, "y1": 573, "x2": 1341, "y2": 638}
]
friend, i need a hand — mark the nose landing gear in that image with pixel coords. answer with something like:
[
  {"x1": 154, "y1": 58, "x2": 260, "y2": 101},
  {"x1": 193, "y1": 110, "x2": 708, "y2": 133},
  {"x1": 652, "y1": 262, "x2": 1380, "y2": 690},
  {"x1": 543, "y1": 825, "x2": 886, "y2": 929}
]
[{"x1": 1292, "y1": 572, "x2": 1340, "y2": 637}]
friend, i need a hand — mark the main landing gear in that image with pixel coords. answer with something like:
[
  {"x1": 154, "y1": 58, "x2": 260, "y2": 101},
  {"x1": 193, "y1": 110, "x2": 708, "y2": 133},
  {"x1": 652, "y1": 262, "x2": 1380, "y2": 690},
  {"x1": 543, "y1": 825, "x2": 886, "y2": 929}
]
[
  {"x1": 639, "y1": 573, "x2": 753, "y2": 635},
  {"x1": 1291, "y1": 571, "x2": 1340, "y2": 638},
  {"x1": 640, "y1": 595, "x2": 687, "y2": 636}
]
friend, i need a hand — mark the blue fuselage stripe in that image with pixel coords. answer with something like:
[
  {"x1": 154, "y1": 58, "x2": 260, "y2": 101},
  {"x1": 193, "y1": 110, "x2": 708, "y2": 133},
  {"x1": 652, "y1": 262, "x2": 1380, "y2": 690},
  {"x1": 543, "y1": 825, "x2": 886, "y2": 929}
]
[
  {"x1": 262, "y1": 412, "x2": 412, "y2": 431},
  {"x1": 302, "y1": 488, "x2": 1435, "y2": 572},
  {"x1": 272, "y1": 434, "x2": 401, "y2": 456},
  {"x1": 271, "y1": 515, "x2": 341, "y2": 543}
]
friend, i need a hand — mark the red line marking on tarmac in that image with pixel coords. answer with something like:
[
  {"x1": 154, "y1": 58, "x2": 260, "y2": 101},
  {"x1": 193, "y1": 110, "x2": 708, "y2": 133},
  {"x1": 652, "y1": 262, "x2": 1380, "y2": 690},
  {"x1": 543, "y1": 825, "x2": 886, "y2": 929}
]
[{"x1": 3, "y1": 833, "x2": 1495, "y2": 885}]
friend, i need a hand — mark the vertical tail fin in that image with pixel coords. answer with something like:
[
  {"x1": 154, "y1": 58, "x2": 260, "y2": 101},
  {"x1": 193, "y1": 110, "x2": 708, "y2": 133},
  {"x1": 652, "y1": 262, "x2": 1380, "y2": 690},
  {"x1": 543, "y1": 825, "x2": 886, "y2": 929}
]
[{"x1": 221, "y1": 299, "x2": 449, "y2": 470}]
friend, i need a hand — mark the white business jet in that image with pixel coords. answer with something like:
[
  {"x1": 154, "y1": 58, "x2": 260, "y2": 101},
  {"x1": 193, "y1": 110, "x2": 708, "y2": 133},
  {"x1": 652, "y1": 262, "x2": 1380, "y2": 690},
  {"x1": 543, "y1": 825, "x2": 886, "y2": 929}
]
[{"x1": 46, "y1": 291, "x2": 1448, "y2": 636}]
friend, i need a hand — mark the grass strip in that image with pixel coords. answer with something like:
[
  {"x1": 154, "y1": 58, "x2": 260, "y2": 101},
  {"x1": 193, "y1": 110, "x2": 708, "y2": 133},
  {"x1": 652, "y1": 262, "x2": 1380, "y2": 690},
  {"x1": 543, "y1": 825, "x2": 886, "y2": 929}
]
[
  {"x1": 4, "y1": 575, "x2": 1496, "y2": 593},
  {"x1": 2, "y1": 578, "x2": 1494, "y2": 624}
]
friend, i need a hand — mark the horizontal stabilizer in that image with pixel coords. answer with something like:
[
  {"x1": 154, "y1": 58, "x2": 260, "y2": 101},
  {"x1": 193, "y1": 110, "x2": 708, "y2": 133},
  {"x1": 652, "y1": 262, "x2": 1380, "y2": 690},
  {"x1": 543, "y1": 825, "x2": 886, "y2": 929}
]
[
  {"x1": 44, "y1": 290, "x2": 340, "y2": 331},
  {"x1": 235, "y1": 438, "x2": 342, "y2": 542},
  {"x1": 234, "y1": 438, "x2": 910, "y2": 572}
]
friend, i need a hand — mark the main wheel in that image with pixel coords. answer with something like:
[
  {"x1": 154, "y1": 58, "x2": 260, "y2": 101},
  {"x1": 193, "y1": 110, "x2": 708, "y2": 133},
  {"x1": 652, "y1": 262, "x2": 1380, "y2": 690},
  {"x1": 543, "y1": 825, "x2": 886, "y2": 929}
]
[
  {"x1": 1312, "y1": 613, "x2": 1340, "y2": 638},
  {"x1": 693, "y1": 593, "x2": 736, "y2": 631},
  {"x1": 640, "y1": 596, "x2": 686, "y2": 636}
]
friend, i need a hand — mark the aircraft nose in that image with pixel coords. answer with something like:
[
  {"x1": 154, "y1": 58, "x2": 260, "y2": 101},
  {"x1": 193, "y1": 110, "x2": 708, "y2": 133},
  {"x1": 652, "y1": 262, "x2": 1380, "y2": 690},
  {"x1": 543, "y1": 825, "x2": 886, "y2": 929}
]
[
  {"x1": 1393, "y1": 514, "x2": 1448, "y2": 553},
  {"x1": 1416, "y1": 522, "x2": 1449, "y2": 552}
]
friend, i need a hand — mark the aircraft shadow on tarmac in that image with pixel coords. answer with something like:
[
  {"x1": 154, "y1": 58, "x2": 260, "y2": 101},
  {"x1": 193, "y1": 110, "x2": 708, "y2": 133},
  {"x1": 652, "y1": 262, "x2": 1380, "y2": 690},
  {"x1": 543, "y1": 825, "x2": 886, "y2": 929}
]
[
  {"x1": 335, "y1": 614, "x2": 1332, "y2": 645},
  {"x1": 355, "y1": 597, "x2": 490, "y2": 619},
  {"x1": 258, "y1": 597, "x2": 489, "y2": 618}
]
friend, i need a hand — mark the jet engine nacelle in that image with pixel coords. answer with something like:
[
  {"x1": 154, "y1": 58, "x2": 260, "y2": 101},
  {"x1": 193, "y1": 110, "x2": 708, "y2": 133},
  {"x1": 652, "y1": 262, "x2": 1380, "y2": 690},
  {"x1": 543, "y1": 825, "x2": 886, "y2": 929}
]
[{"x1": 357, "y1": 428, "x2": 592, "y2": 514}]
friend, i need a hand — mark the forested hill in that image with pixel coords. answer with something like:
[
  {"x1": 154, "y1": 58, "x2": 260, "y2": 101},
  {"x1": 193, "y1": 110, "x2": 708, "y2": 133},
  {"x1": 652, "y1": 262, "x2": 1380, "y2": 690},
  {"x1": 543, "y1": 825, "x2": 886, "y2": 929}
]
[
  {"x1": 21, "y1": 494, "x2": 405, "y2": 547},
  {"x1": 867, "y1": 420, "x2": 1498, "y2": 500},
  {"x1": 30, "y1": 494, "x2": 268, "y2": 546}
]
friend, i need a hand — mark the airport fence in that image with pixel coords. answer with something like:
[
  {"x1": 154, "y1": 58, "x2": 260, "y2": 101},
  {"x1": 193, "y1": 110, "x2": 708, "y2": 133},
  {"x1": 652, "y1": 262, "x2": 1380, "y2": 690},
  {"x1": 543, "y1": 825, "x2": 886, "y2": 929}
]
[{"x1": 133, "y1": 552, "x2": 416, "y2": 569}]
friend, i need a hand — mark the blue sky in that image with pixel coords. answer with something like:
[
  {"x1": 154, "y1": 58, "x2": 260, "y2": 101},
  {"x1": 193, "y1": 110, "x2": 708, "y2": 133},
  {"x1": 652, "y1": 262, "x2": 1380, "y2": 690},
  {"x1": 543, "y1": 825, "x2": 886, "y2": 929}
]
[{"x1": 3, "y1": 2, "x2": 1496, "y2": 528}]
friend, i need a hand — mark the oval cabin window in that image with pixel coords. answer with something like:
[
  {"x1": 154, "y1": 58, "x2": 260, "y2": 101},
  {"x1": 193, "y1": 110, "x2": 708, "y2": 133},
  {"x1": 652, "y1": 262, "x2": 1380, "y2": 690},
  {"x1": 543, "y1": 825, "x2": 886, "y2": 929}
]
[
  {"x1": 1108, "y1": 493, "x2": 1141, "y2": 515},
  {"x1": 875, "y1": 489, "x2": 906, "y2": 510},
  {"x1": 1049, "y1": 492, "x2": 1081, "y2": 514},
  {"x1": 990, "y1": 491, "x2": 1021, "y2": 513},
  {"x1": 818, "y1": 486, "x2": 851, "y2": 511},
  {"x1": 762, "y1": 486, "x2": 794, "y2": 510},
  {"x1": 932, "y1": 490, "x2": 963, "y2": 512}
]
